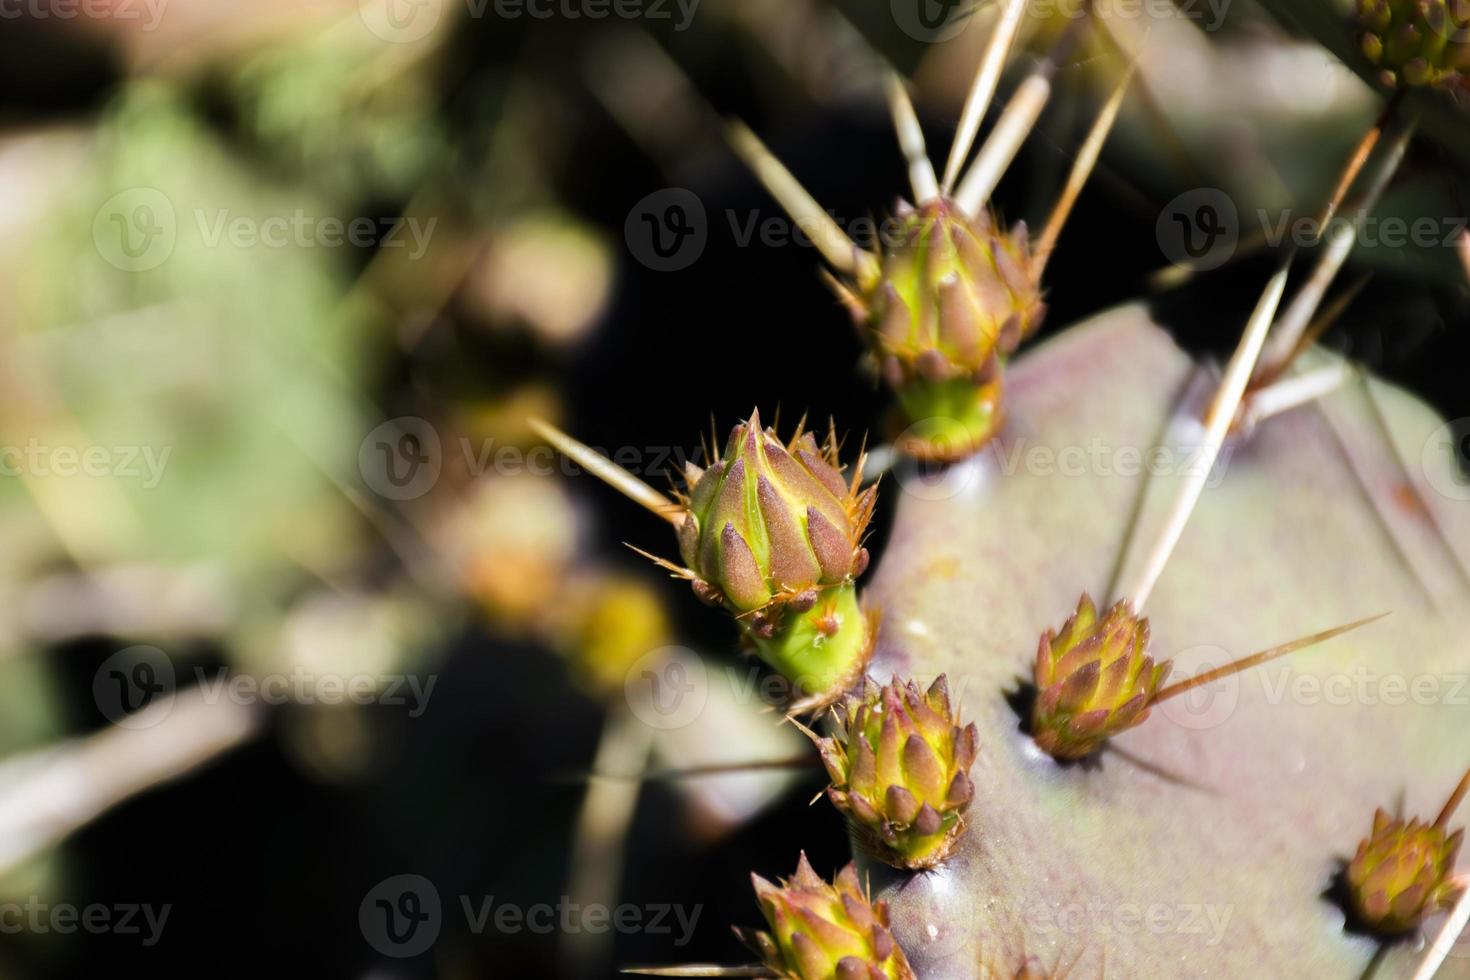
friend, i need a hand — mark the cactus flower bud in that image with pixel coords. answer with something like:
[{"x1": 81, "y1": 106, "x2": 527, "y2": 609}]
[
  {"x1": 1358, "y1": 0, "x2": 1470, "y2": 88},
  {"x1": 1348, "y1": 809, "x2": 1466, "y2": 934},
  {"x1": 812, "y1": 676, "x2": 979, "y2": 869},
  {"x1": 1030, "y1": 593, "x2": 1170, "y2": 761},
  {"x1": 676, "y1": 409, "x2": 878, "y2": 709},
  {"x1": 1338, "y1": 770, "x2": 1470, "y2": 937},
  {"x1": 679, "y1": 408, "x2": 874, "y2": 612},
  {"x1": 840, "y1": 199, "x2": 1044, "y2": 461},
  {"x1": 735, "y1": 853, "x2": 916, "y2": 980}
]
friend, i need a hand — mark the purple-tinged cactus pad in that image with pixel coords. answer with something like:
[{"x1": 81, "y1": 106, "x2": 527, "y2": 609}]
[{"x1": 864, "y1": 305, "x2": 1470, "y2": 978}]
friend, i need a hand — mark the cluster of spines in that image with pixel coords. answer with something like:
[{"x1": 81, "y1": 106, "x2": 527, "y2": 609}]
[
  {"x1": 811, "y1": 676, "x2": 979, "y2": 869},
  {"x1": 734, "y1": 853, "x2": 916, "y2": 980},
  {"x1": 672, "y1": 409, "x2": 876, "y2": 624},
  {"x1": 1030, "y1": 594, "x2": 1167, "y2": 761},
  {"x1": 1347, "y1": 768, "x2": 1470, "y2": 935}
]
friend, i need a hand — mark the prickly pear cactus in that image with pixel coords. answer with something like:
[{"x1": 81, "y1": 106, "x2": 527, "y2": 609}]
[
  {"x1": 862, "y1": 308, "x2": 1470, "y2": 977},
  {"x1": 547, "y1": 7, "x2": 1470, "y2": 978}
]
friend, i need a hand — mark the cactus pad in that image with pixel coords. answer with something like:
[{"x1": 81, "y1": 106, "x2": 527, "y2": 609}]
[{"x1": 863, "y1": 306, "x2": 1470, "y2": 977}]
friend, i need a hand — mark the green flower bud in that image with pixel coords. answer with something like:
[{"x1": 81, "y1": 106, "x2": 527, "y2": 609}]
[
  {"x1": 841, "y1": 199, "x2": 1044, "y2": 461},
  {"x1": 676, "y1": 409, "x2": 879, "y2": 709},
  {"x1": 1348, "y1": 809, "x2": 1465, "y2": 934},
  {"x1": 813, "y1": 676, "x2": 979, "y2": 869},
  {"x1": 679, "y1": 408, "x2": 873, "y2": 612},
  {"x1": 1358, "y1": 0, "x2": 1470, "y2": 88},
  {"x1": 735, "y1": 853, "x2": 916, "y2": 980},
  {"x1": 1030, "y1": 593, "x2": 1170, "y2": 761}
]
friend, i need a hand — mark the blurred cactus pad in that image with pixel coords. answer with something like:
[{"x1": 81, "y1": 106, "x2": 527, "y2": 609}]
[{"x1": 858, "y1": 307, "x2": 1470, "y2": 977}]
